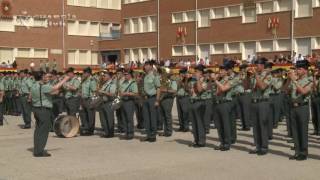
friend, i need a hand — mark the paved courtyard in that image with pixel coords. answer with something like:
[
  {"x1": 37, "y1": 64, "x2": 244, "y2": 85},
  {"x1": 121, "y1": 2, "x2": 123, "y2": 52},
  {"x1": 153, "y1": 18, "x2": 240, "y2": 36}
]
[{"x1": 0, "y1": 105, "x2": 320, "y2": 180}]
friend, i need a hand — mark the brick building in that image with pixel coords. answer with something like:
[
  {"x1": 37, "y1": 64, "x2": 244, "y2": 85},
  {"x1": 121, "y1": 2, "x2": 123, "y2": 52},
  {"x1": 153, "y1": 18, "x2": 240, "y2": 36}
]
[{"x1": 1, "y1": 0, "x2": 320, "y2": 69}]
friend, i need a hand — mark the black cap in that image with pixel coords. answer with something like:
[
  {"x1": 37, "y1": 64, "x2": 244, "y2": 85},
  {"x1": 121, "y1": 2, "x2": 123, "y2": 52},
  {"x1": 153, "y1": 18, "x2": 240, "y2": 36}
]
[
  {"x1": 204, "y1": 69, "x2": 213, "y2": 74},
  {"x1": 239, "y1": 64, "x2": 248, "y2": 70},
  {"x1": 255, "y1": 57, "x2": 268, "y2": 65},
  {"x1": 194, "y1": 64, "x2": 206, "y2": 73},
  {"x1": 220, "y1": 60, "x2": 235, "y2": 70},
  {"x1": 123, "y1": 69, "x2": 134, "y2": 76},
  {"x1": 295, "y1": 60, "x2": 309, "y2": 69},
  {"x1": 179, "y1": 68, "x2": 188, "y2": 74},
  {"x1": 264, "y1": 62, "x2": 274, "y2": 69},
  {"x1": 83, "y1": 67, "x2": 92, "y2": 74},
  {"x1": 66, "y1": 67, "x2": 75, "y2": 73}
]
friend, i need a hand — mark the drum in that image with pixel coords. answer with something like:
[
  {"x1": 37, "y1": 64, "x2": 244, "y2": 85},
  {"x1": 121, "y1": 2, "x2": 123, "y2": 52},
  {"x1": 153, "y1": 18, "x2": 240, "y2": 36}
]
[{"x1": 54, "y1": 115, "x2": 80, "y2": 138}]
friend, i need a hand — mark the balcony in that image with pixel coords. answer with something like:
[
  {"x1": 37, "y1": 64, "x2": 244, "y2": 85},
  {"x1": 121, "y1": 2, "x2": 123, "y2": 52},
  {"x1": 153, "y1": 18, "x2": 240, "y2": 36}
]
[{"x1": 99, "y1": 31, "x2": 121, "y2": 40}]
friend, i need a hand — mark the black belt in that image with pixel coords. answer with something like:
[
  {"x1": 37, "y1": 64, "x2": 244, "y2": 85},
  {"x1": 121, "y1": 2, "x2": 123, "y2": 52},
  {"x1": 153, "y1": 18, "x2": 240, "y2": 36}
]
[
  {"x1": 270, "y1": 93, "x2": 280, "y2": 96},
  {"x1": 146, "y1": 95, "x2": 156, "y2": 98},
  {"x1": 252, "y1": 98, "x2": 269, "y2": 103},
  {"x1": 214, "y1": 99, "x2": 232, "y2": 104},
  {"x1": 32, "y1": 106, "x2": 51, "y2": 110},
  {"x1": 292, "y1": 102, "x2": 308, "y2": 107},
  {"x1": 190, "y1": 99, "x2": 205, "y2": 103}
]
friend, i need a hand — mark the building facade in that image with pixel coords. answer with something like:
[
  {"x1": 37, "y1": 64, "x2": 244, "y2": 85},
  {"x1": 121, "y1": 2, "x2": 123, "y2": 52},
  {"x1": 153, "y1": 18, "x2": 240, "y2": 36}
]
[
  {"x1": 100, "y1": 0, "x2": 320, "y2": 65},
  {"x1": 0, "y1": 0, "x2": 121, "y2": 69}
]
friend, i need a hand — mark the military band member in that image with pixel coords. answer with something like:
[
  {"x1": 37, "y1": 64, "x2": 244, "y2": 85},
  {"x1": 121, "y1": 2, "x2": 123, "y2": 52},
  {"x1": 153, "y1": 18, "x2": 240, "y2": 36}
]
[
  {"x1": 142, "y1": 61, "x2": 161, "y2": 142},
  {"x1": 203, "y1": 69, "x2": 214, "y2": 134},
  {"x1": 264, "y1": 62, "x2": 275, "y2": 140},
  {"x1": 0, "y1": 73, "x2": 4, "y2": 126},
  {"x1": 189, "y1": 65, "x2": 207, "y2": 148},
  {"x1": 238, "y1": 64, "x2": 252, "y2": 131},
  {"x1": 288, "y1": 60, "x2": 313, "y2": 161},
  {"x1": 249, "y1": 58, "x2": 273, "y2": 155},
  {"x1": 79, "y1": 67, "x2": 97, "y2": 136},
  {"x1": 30, "y1": 71, "x2": 70, "y2": 157},
  {"x1": 115, "y1": 68, "x2": 125, "y2": 133},
  {"x1": 270, "y1": 68, "x2": 284, "y2": 129},
  {"x1": 119, "y1": 69, "x2": 138, "y2": 140},
  {"x1": 176, "y1": 68, "x2": 190, "y2": 132},
  {"x1": 158, "y1": 68, "x2": 177, "y2": 137},
  {"x1": 311, "y1": 62, "x2": 320, "y2": 136},
  {"x1": 98, "y1": 71, "x2": 117, "y2": 138},
  {"x1": 19, "y1": 69, "x2": 33, "y2": 129},
  {"x1": 212, "y1": 61, "x2": 237, "y2": 151},
  {"x1": 63, "y1": 67, "x2": 81, "y2": 116},
  {"x1": 134, "y1": 71, "x2": 145, "y2": 130}
]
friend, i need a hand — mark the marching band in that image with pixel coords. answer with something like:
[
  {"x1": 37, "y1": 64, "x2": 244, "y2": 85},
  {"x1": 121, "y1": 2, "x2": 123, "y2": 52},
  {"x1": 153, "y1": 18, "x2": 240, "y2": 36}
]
[{"x1": 0, "y1": 58, "x2": 319, "y2": 160}]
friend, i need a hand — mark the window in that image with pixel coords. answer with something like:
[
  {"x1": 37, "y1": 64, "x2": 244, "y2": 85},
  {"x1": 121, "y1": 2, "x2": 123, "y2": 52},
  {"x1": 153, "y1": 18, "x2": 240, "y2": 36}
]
[
  {"x1": 259, "y1": 40, "x2": 273, "y2": 52},
  {"x1": 140, "y1": 17, "x2": 148, "y2": 32},
  {"x1": 91, "y1": 51, "x2": 98, "y2": 65},
  {"x1": 0, "y1": 18, "x2": 14, "y2": 32},
  {"x1": 89, "y1": 22, "x2": 99, "y2": 36},
  {"x1": 243, "y1": 8, "x2": 256, "y2": 23},
  {"x1": 213, "y1": 44, "x2": 224, "y2": 54},
  {"x1": 149, "y1": 48, "x2": 157, "y2": 59},
  {"x1": 132, "y1": 49, "x2": 139, "y2": 61},
  {"x1": 277, "y1": 39, "x2": 291, "y2": 51},
  {"x1": 34, "y1": 49, "x2": 48, "y2": 58},
  {"x1": 132, "y1": 18, "x2": 139, "y2": 33},
  {"x1": 90, "y1": 0, "x2": 97, "y2": 7},
  {"x1": 149, "y1": 16, "x2": 156, "y2": 32},
  {"x1": 17, "y1": 48, "x2": 30, "y2": 58},
  {"x1": 140, "y1": 48, "x2": 148, "y2": 61},
  {"x1": 198, "y1": 9, "x2": 210, "y2": 27},
  {"x1": 172, "y1": 13, "x2": 183, "y2": 23},
  {"x1": 172, "y1": 46, "x2": 183, "y2": 56},
  {"x1": 316, "y1": 37, "x2": 320, "y2": 49},
  {"x1": 78, "y1": 21, "x2": 88, "y2": 35},
  {"x1": 184, "y1": 11, "x2": 196, "y2": 22},
  {"x1": 185, "y1": 45, "x2": 196, "y2": 55},
  {"x1": 277, "y1": 0, "x2": 291, "y2": 11},
  {"x1": 296, "y1": 0, "x2": 313, "y2": 17},
  {"x1": 228, "y1": 43, "x2": 240, "y2": 53},
  {"x1": 78, "y1": 0, "x2": 86, "y2": 6},
  {"x1": 296, "y1": 38, "x2": 311, "y2": 56},
  {"x1": 0, "y1": 48, "x2": 14, "y2": 63},
  {"x1": 68, "y1": 50, "x2": 76, "y2": 65},
  {"x1": 213, "y1": 7, "x2": 225, "y2": 19},
  {"x1": 228, "y1": 5, "x2": 241, "y2": 17},
  {"x1": 243, "y1": 42, "x2": 256, "y2": 60},
  {"x1": 100, "y1": 0, "x2": 108, "y2": 8},
  {"x1": 124, "y1": 19, "x2": 130, "y2": 33},
  {"x1": 67, "y1": 21, "x2": 77, "y2": 35},
  {"x1": 67, "y1": 0, "x2": 74, "y2": 5},
  {"x1": 79, "y1": 50, "x2": 89, "y2": 65},
  {"x1": 260, "y1": 1, "x2": 274, "y2": 14},
  {"x1": 198, "y1": 45, "x2": 210, "y2": 60},
  {"x1": 100, "y1": 23, "x2": 110, "y2": 34},
  {"x1": 16, "y1": 16, "x2": 32, "y2": 27},
  {"x1": 124, "y1": 49, "x2": 130, "y2": 63}
]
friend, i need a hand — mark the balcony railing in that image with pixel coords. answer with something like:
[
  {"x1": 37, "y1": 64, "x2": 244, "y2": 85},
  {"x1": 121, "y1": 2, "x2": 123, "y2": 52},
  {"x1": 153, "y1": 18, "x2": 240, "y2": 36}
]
[{"x1": 99, "y1": 31, "x2": 121, "y2": 40}]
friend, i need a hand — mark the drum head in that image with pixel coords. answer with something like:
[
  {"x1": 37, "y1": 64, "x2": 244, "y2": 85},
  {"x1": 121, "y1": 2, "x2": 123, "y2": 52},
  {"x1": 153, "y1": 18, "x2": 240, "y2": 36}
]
[{"x1": 54, "y1": 115, "x2": 80, "y2": 138}]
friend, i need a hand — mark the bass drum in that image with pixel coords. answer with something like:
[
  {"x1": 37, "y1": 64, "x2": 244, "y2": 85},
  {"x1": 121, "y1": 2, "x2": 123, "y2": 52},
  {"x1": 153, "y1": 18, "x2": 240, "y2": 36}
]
[{"x1": 54, "y1": 115, "x2": 80, "y2": 138}]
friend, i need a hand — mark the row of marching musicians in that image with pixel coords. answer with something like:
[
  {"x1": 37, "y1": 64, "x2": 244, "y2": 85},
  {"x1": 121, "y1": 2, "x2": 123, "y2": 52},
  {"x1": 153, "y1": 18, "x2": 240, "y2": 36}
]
[{"x1": 2, "y1": 58, "x2": 319, "y2": 160}]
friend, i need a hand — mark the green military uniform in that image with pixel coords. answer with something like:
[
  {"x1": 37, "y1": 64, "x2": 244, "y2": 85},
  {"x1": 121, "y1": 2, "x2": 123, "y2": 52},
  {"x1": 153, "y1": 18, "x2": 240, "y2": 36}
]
[
  {"x1": 4, "y1": 76, "x2": 14, "y2": 114},
  {"x1": 290, "y1": 75, "x2": 312, "y2": 159},
  {"x1": 143, "y1": 70, "x2": 161, "y2": 141},
  {"x1": 19, "y1": 76, "x2": 33, "y2": 127},
  {"x1": 12, "y1": 77, "x2": 22, "y2": 115},
  {"x1": 237, "y1": 69, "x2": 252, "y2": 130},
  {"x1": 189, "y1": 76, "x2": 207, "y2": 147},
  {"x1": 79, "y1": 76, "x2": 97, "y2": 135},
  {"x1": 269, "y1": 73, "x2": 283, "y2": 129},
  {"x1": 0, "y1": 76, "x2": 4, "y2": 125},
  {"x1": 251, "y1": 69, "x2": 272, "y2": 154},
  {"x1": 159, "y1": 77, "x2": 177, "y2": 136},
  {"x1": 64, "y1": 77, "x2": 81, "y2": 116},
  {"x1": 119, "y1": 78, "x2": 138, "y2": 139},
  {"x1": 30, "y1": 81, "x2": 54, "y2": 155},
  {"x1": 203, "y1": 77, "x2": 214, "y2": 134},
  {"x1": 176, "y1": 75, "x2": 190, "y2": 131},
  {"x1": 98, "y1": 79, "x2": 117, "y2": 137},
  {"x1": 135, "y1": 74, "x2": 145, "y2": 129},
  {"x1": 115, "y1": 77, "x2": 125, "y2": 133},
  {"x1": 311, "y1": 75, "x2": 320, "y2": 135}
]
